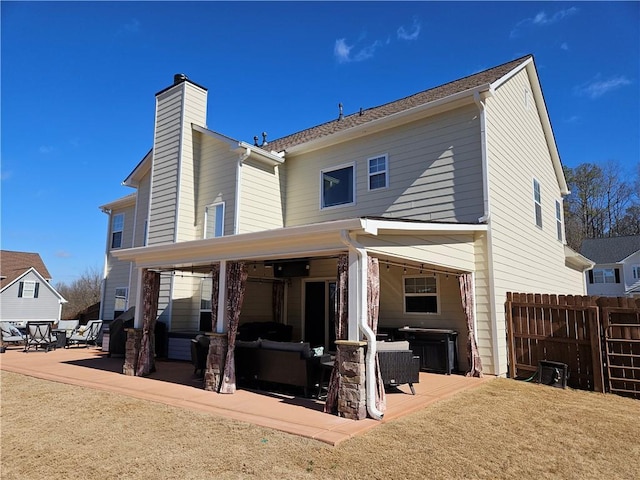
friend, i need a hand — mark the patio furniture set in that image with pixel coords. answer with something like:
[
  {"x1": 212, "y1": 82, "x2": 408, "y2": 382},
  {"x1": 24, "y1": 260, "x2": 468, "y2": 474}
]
[
  {"x1": 190, "y1": 333, "x2": 422, "y2": 398},
  {"x1": 0, "y1": 319, "x2": 103, "y2": 352}
]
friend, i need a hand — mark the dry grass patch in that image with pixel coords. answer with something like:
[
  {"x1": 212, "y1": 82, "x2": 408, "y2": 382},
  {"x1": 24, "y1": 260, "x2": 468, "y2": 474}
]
[{"x1": 1, "y1": 371, "x2": 638, "y2": 479}]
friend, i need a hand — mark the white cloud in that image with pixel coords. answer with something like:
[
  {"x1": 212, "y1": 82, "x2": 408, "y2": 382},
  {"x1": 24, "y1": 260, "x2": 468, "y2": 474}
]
[
  {"x1": 397, "y1": 18, "x2": 421, "y2": 41},
  {"x1": 510, "y1": 7, "x2": 579, "y2": 38},
  {"x1": 574, "y1": 75, "x2": 632, "y2": 99},
  {"x1": 334, "y1": 37, "x2": 382, "y2": 63},
  {"x1": 56, "y1": 250, "x2": 73, "y2": 259}
]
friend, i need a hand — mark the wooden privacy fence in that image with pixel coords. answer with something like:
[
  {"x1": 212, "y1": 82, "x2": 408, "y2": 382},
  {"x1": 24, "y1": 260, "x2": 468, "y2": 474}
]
[{"x1": 505, "y1": 293, "x2": 640, "y2": 399}]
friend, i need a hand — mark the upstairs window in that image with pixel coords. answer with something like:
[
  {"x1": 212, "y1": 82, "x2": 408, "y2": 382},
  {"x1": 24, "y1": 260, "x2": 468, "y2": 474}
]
[
  {"x1": 589, "y1": 268, "x2": 619, "y2": 284},
  {"x1": 632, "y1": 265, "x2": 640, "y2": 280},
  {"x1": 205, "y1": 203, "x2": 225, "y2": 239},
  {"x1": 555, "y1": 200, "x2": 563, "y2": 242},
  {"x1": 18, "y1": 281, "x2": 39, "y2": 298},
  {"x1": 368, "y1": 154, "x2": 388, "y2": 190},
  {"x1": 111, "y1": 213, "x2": 124, "y2": 249},
  {"x1": 321, "y1": 164, "x2": 354, "y2": 208},
  {"x1": 403, "y1": 276, "x2": 439, "y2": 314},
  {"x1": 533, "y1": 179, "x2": 542, "y2": 228}
]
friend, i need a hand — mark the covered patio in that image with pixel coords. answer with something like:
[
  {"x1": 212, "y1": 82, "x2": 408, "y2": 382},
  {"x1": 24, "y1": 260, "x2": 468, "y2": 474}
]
[
  {"x1": 0, "y1": 346, "x2": 491, "y2": 445},
  {"x1": 112, "y1": 217, "x2": 487, "y2": 420}
]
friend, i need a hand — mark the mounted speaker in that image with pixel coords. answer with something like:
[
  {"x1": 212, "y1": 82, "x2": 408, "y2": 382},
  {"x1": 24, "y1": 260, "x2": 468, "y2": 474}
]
[{"x1": 271, "y1": 260, "x2": 310, "y2": 278}]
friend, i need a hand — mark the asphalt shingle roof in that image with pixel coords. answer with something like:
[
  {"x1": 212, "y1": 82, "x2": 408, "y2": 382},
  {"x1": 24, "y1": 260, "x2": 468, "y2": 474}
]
[
  {"x1": 266, "y1": 55, "x2": 532, "y2": 153},
  {"x1": 580, "y1": 236, "x2": 640, "y2": 264},
  {"x1": 0, "y1": 250, "x2": 52, "y2": 289}
]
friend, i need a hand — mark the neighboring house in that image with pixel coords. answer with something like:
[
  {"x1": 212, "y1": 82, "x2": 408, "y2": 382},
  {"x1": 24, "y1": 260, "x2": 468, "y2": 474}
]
[
  {"x1": 100, "y1": 54, "x2": 592, "y2": 378},
  {"x1": 581, "y1": 235, "x2": 640, "y2": 298},
  {"x1": 0, "y1": 250, "x2": 67, "y2": 324}
]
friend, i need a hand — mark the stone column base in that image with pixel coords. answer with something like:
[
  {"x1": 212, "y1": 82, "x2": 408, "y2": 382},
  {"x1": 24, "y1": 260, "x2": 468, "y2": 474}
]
[
  {"x1": 123, "y1": 328, "x2": 143, "y2": 376},
  {"x1": 204, "y1": 333, "x2": 228, "y2": 392},
  {"x1": 335, "y1": 340, "x2": 367, "y2": 420}
]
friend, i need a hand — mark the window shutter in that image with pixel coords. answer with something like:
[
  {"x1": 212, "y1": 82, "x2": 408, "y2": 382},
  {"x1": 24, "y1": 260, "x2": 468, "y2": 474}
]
[
  {"x1": 614, "y1": 269, "x2": 620, "y2": 284},
  {"x1": 34, "y1": 282, "x2": 40, "y2": 298},
  {"x1": 588, "y1": 270, "x2": 593, "y2": 284},
  {"x1": 18, "y1": 281, "x2": 24, "y2": 297}
]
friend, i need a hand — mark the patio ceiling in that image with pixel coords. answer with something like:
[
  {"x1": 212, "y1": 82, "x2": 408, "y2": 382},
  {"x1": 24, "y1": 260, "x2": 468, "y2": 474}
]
[{"x1": 112, "y1": 217, "x2": 487, "y2": 272}]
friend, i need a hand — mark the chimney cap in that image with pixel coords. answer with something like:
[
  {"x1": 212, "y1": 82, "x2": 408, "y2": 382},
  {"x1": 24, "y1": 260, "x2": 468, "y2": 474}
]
[{"x1": 174, "y1": 73, "x2": 188, "y2": 85}]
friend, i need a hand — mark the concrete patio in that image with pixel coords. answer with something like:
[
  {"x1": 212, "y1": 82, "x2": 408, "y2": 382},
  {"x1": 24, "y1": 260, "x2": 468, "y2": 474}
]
[{"x1": 0, "y1": 345, "x2": 491, "y2": 445}]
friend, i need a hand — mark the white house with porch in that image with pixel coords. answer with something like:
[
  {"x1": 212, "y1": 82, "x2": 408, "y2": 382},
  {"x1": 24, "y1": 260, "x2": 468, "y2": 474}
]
[{"x1": 100, "y1": 55, "x2": 592, "y2": 419}]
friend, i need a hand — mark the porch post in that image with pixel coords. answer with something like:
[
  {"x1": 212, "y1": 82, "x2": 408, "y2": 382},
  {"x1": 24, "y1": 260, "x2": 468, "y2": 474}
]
[
  {"x1": 204, "y1": 332, "x2": 228, "y2": 392},
  {"x1": 216, "y1": 260, "x2": 227, "y2": 333},
  {"x1": 335, "y1": 340, "x2": 367, "y2": 420},
  {"x1": 122, "y1": 328, "x2": 143, "y2": 375},
  {"x1": 133, "y1": 267, "x2": 145, "y2": 328},
  {"x1": 346, "y1": 250, "x2": 360, "y2": 342}
]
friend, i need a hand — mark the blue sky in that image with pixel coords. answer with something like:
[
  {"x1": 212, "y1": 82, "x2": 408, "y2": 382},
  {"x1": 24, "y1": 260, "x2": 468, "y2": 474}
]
[{"x1": 2, "y1": 1, "x2": 638, "y2": 285}]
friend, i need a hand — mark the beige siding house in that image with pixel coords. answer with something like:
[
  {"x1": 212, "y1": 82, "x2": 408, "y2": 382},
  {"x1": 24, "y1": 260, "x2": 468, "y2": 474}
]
[{"x1": 101, "y1": 57, "x2": 592, "y2": 385}]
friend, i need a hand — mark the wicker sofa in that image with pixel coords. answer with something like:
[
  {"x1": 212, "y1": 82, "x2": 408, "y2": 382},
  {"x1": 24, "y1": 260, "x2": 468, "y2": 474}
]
[
  {"x1": 376, "y1": 341, "x2": 420, "y2": 395},
  {"x1": 190, "y1": 336, "x2": 328, "y2": 396},
  {"x1": 235, "y1": 339, "x2": 329, "y2": 397}
]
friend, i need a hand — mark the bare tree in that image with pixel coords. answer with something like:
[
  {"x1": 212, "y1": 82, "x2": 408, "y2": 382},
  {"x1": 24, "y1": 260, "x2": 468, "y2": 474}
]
[
  {"x1": 564, "y1": 161, "x2": 639, "y2": 249},
  {"x1": 55, "y1": 267, "x2": 102, "y2": 320}
]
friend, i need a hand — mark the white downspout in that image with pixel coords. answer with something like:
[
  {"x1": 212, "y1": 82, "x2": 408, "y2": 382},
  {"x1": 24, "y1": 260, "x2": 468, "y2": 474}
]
[
  {"x1": 340, "y1": 230, "x2": 384, "y2": 421},
  {"x1": 474, "y1": 90, "x2": 501, "y2": 375},
  {"x1": 235, "y1": 148, "x2": 250, "y2": 235}
]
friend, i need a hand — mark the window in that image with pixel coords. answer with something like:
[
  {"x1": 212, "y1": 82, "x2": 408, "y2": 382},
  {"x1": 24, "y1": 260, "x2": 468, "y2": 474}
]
[
  {"x1": 111, "y1": 213, "x2": 124, "y2": 249},
  {"x1": 205, "y1": 203, "x2": 225, "y2": 239},
  {"x1": 200, "y1": 277, "x2": 213, "y2": 310},
  {"x1": 591, "y1": 269, "x2": 616, "y2": 284},
  {"x1": 368, "y1": 154, "x2": 388, "y2": 190},
  {"x1": 18, "y1": 281, "x2": 39, "y2": 298},
  {"x1": 533, "y1": 179, "x2": 542, "y2": 228},
  {"x1": 321, "y1": 164, "x2": 354, "y2": 208},
  {"x1": 555, "y1": 200, "x2": 563, "y2": 242},
  {"x1": 403, "y1": 276, "x2": 439, "y2": 314},
  {"x1": 632, "y1": 265, "x2": 640, "y2": 280},
  {"x1": 114, "y1": 288, "x2": 128, "y2": 313}
]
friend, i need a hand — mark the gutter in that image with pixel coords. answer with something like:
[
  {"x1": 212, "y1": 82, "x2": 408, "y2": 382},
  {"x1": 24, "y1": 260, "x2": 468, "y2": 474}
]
[{"x1": 340, "y1": 230, "x2": 384, "y2": 421}]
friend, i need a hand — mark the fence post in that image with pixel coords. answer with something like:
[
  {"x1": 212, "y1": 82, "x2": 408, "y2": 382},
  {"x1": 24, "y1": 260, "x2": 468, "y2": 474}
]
[
  {"x1": 505, "y1": 292, "x2": 517, "y2": 379},
  {"x1": 588, "y1": 304, "x2": 605, "y2": 393}
]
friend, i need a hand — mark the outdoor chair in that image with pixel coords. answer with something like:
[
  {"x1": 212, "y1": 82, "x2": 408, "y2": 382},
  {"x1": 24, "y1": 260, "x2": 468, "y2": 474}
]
[
  {"x1": 190, "y1": 335, "x2": 210, "y2": 377},
  {"x1": 55, "y1": 319, "x2": 80, "y2": 339},
  {"x1": 0, "y1": 322, "x2": 26, "y2": 347},
  {"x1": 24, "y1": 321, "x2": 56, "y2": 352},
  {"x1": 68, "y1": 320, "x2": 103, "y2": 348},
  {"x1": 376, "y1": 341, "x2": 420, "y2": 395}
]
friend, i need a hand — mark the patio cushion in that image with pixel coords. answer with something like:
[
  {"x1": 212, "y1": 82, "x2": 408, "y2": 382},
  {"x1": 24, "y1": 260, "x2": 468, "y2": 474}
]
[
  {"x1": 376, "y1": 340, "x2": 410, "y2": 351},
  {"x1": 261, "y1": 339, "x2": 311, "y2": 358}
]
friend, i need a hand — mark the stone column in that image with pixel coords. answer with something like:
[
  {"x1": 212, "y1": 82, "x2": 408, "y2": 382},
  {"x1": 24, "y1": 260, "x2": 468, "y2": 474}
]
[
  {"x1": 335, "y1": 340, "x2": 367, "y2": 420},
  {"x1": 204, "y1": 333, "x2": 228, "y2": 392},
  {"x1": 122, "y1": 328, "x2": 143, "y2": 376}
]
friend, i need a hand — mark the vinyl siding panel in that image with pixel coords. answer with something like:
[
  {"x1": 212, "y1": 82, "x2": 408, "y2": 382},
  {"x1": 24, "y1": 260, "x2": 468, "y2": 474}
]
[
  {"x1": 170, "y1": 275, "x2": 200, "y2": 331},
  {"x1": 285, "y1": 104, "x2": 483, "y2": 226},
  {"x1": 195, "y1": 135, "x2": 238, "y2": 237},
  {"x1": 359, "y1": 233, "x2": 477, "y2": 272},
  {"x1": 148, "y1": 82, "x2": 207, "y2": 245},
  {"x1": 485, "y1": 68, "x2": 585, "y2": 374},
  {"x1": 238, "y1": 157, "x2": 284, "y2": 233},
  {"x1": 0, "y1": 271, "x2": 62, "y2": 321}
]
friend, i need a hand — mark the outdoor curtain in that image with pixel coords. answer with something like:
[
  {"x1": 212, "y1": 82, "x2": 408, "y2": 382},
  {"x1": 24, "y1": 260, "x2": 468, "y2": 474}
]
[
  {"x1": 210, "y1": 264, "x2": 220, "y2": 331},
  {"x1": 136, "y1": 269, "x2": 161, "y2": 376},
  {"x1": 272, "y1": 280, "x2": 285, "y2": 323},
  {"x1": 459, "y1": 273, "x2": 483, "y2": 377},
  {"x1": 367, "y1": 257, "x2": 386, "y2": 413},
  {"x1": 219, "y1": 262, "x2": 248, "y2": 394},
  {"x1": 324, "y1": 253, "x2": 349, "y2": 414}
]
